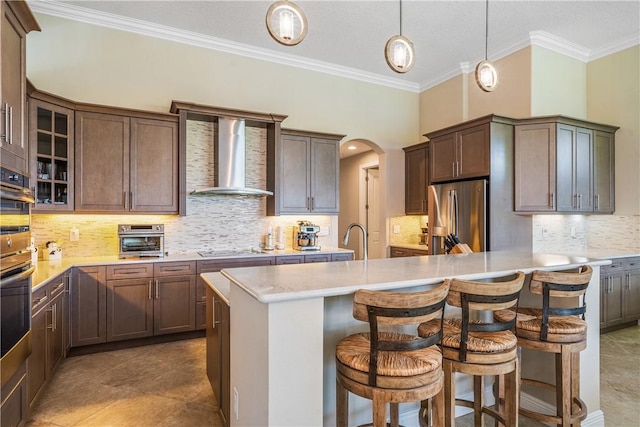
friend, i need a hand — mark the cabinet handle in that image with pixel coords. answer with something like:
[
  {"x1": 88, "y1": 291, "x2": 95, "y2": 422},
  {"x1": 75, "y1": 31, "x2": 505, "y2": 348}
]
[
  {"x1": 130, "y1": 191, "x2": 133, "y2": 209},
  {"x1": 155, "y1": 279, "x2": 159, "y2": 299},
  {"x1": 33, "y1": 294, "x2": 49, "y2": 310},
  {"x1": 123, "y1": 191, "x2": 128, "y2": 208},
  {"x1": 8, "y1": 106, "x2": 13, "y2": 144},
  {"x1": 212, "y1": 297, "x2": 220, "y2": 327},
  {"x1": 578, "y1": 193, "x2": 582, "y2": 210},
  {"x1": 2, "y1": 103, "x2": 8, "y2": 143},
  {"x1": 595, "y1": 194, "x2": 599, "y2": 211},
  {"x1": 52, "y1": 282, "x2": 65, "y2": 294},
  {"x1": 306, "y1": 197, "x2": 309, "y2": 210},
  {"x1": 162, "y1": 267, "x2": 187, "y2": 272},
  {"x1": 550, "y1": 192, "x2": 555, "y2": 209},
  {"x1": 452, "y1": 162, "x2": 456, "y2": 177},
  {"x1": 609, "y1": 276, "x2": 612, "y2": 293},
  {"x1": 148, "y1": 279, "x2": 152, "y2": 299},
  {"x1": 456, "y1": 161, "x2": 460, "y2": 177},
  {"x1": 627, "y1": 273, "x2": 631, "y2": 290},
  {"x1": 311, "y1": 197, "x2": 314, "y2": 211},
  {"x1": 47, "y1": 303, "x2": 57, "y2": 331}
]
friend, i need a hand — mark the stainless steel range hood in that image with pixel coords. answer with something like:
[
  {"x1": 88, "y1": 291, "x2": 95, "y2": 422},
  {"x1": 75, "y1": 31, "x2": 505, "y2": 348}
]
[{"x1": 190, "y1": 117, "x2": 272, "y2": 196}]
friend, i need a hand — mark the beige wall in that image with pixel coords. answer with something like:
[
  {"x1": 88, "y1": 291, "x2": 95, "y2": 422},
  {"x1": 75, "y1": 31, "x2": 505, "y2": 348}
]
[
  {"x1": 531, "y1": 46, "x2": 587, "y2": 118},
  {"x1": 420, "y1": 47, "x2": 532, "y2": 135},
  {"x1": 587, "y1": 46, "x2": 640, "y2": 216}
]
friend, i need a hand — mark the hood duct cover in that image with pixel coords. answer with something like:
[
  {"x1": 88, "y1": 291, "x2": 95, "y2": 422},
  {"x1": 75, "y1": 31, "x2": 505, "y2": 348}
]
[{"x1": 190, "y1": 117, "x2": 273, "y2": 196}]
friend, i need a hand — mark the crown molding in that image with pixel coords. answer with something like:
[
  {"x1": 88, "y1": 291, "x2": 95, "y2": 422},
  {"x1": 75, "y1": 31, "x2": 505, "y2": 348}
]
[
  {"x1": 529, "y1": 30, "x2": 592, "y2": 61},
  {"x1": 589, "y1": 32, "x2": 640, "y2": 61},
  {"x1": 27, "y1": 0, "x2": 421, "y2": 93}
]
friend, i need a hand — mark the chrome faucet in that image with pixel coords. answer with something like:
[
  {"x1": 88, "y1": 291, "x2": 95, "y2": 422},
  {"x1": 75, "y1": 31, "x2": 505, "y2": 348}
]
[{"x1": 342, "y1": 223, "x2": 368, "y2": 261}]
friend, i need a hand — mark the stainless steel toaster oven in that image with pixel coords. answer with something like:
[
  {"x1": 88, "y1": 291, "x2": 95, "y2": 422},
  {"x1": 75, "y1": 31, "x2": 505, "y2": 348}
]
[{"x1": 118, "y1": 224, "x2": 164, "y2": 258}]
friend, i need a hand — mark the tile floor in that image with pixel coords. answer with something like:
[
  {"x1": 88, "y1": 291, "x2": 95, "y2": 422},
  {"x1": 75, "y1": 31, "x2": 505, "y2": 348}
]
[{"x1": 26, "y1": 327, "x2": 639, "y2": 427}]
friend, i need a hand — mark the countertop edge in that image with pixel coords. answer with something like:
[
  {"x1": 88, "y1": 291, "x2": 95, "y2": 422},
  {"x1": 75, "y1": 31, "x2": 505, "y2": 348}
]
[{"x1": 201, "y1": 272, "x2": 230, "y2": 305}]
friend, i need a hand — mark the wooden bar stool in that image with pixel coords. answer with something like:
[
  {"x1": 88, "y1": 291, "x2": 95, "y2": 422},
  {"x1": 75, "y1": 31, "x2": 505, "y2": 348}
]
[
  {"x1": 335, "y1": 281, "x2": 450, "y2": 427},
  {"x1": 494, "y1": 265, "x2": 592, "y2": 427},
  {"x1": 418, "y1": 272, "x2": 526, "y2": 427}
]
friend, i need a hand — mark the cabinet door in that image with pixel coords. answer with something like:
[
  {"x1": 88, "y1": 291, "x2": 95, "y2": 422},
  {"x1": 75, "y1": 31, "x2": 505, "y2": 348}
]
[
  {"x1": 29, "y1": 99, "x2": 74, "y2": 211},
  {"x1": 130, "y1": 118, "x2": 179, "y2": 213},
  {"x1": 107, "y1": 278, "x2": 153, "y2": 341},
  {"x1": 514, "y1": 123, "x2": 556, "y2": 212},
  {"x1": 75, "y1": 112, "x2": 130, "y2": 211},
  {"x1": 47, "y1": 291, "x2": 65, "y2": 374},
  {"x1": 625, "y1": 267, "x2": 640, "y2": 322},
  {"x1": 555, "y1": 124, "x2": 576, "y2": 211},
  {"x1": 603, "y1": 273, "x2": 625, "y2": 327},
  {"x1": 430, "y1": 133, "x2": 456, "y2": 183},
  {"x1": 457, "y1": 124, "x2": 490, "y2": 179},
  {"x1": 593, "y1": 131, "x2": 615, "y2": 213},
  {"x1": 574, "y1": 127, "x2": 594, "y2": 211},
  {"x1": 1, "y1": 5, "x2": 27, "y2": 170},
  {"x1": 153, "y1": 275, "x2": 196, "y2": 335},
  {"x1": 27, "y1": 289, "x2": 47, "y2": 406},
  {"x1": 331, "y1": 253, "x2": 353, "y2": 261},
  {"x1": 310, "y1": 138, "x2": 339, "y2": 213},
  {"x1": 304, "y1": 254, "x2": 332, "y2": 263},
  {"x1": 276, "y1": 255, "x2": 305, "y2": 265},
  {"x1": 71, "y1": 266, "x2": 107, "y2": 347},
  {"x1": 279, "y1": 134, "x2": 310, "y2": 213},
  {"x1": 390, "y1": 247, "x2": 411, "y2": 258},
  {"x1": 206, "y1": 287, "x2": 221, "y2": 406},
  {"x1": 404, "y1": 145, "x2": 428, "y2": 214}
]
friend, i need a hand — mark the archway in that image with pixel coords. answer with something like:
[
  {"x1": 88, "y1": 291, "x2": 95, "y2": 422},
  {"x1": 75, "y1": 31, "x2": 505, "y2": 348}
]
[{"x1": 338, "y1": 139, "x2": 385, "y2": 260}]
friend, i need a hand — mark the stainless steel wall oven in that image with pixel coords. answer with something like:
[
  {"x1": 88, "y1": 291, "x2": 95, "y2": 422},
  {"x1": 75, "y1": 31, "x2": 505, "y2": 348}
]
[{"x1": 1, "y1": 166, "x2": 35, "y2": 387}]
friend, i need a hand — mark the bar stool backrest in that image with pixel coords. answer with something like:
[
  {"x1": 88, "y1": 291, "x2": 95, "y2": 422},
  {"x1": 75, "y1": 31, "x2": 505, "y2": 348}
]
[
  {"x1": 353, "y1": 281, "x2": 450, "y2": 386},
  {"x1": 446, "y1": 272, "x2": 526, "y2": 362},
  {"x1": 529, "y1": 265, "x2": 592, "y2": 341}
]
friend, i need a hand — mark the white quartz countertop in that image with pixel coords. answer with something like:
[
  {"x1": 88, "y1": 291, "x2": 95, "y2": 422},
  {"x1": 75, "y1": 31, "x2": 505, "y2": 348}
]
[
  {"x1": 220, "y1": 251, "x2": 611, "y2": 304},
  {"x1": 201, "y1": 272, "x2": 230, "y2": 305}
]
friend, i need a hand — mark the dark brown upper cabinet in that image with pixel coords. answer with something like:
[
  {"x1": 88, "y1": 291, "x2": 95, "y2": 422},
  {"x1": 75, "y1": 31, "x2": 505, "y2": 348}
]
[
  {"x1": 268, "y1": 129, "x2": 344, "y2": 215},
  {"x1": 75, "y1": 107, "x2": 179, "y2": 214},
  {"x1": 514, "y1": 116, "x2": 618, "y2": 214},
  {"x1": 403, "y1": 142, "x2": 429, "y2": 215}
]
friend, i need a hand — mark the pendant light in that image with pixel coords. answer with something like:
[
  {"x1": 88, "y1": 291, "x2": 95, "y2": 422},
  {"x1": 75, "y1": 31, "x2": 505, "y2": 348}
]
[
  {"x1": 385, "y1": 0, "x2": 415, "y2": 73},
  {"x1": 266, "y1": 0, "x2": 307, "y2": 46},
  {"x1": 475, "y1": 0, "x2": 498, "y2": 91}
]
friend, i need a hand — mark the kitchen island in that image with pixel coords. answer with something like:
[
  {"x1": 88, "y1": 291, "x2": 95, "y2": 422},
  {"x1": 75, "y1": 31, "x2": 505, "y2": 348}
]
[{"x1": 207, "y1": 251, "x2": 608, "y2": 427}]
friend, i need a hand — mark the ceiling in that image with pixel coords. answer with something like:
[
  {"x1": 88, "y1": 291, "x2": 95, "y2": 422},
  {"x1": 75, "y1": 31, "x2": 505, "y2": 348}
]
[{"x1": 28, "y1": 0, "x2": 640, "y2": 158}]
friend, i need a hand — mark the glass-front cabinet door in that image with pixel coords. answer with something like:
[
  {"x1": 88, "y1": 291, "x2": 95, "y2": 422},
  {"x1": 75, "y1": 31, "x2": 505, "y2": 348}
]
[{"x1": 29, "y1": 98, "x2": 74, "y2": 211}]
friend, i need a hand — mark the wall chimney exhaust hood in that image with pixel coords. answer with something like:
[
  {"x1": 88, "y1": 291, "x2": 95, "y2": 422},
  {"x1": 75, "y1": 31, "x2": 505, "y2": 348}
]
[{"x1": 190, "y1": 117, "x2": 273, "y2": 196}]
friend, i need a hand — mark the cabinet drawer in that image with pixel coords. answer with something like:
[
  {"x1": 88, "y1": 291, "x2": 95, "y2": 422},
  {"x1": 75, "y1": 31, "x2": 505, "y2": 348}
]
[
  {"x1": 276, "y1": 256, "x2": 305, "y2": 265},
  {"x1": 106, "y1": 263, "x2": 154, "y2": 280},
  {"x1": 49, "y1": 277, "x2": 66, "y2": 298},
  {"x1": 332, "y1": 253, "x2": 353, "y2": 261},
  {"x1": 154, "y1": 261, "x2": 197, "y2": 277},
  {"x1": 602, "y1": 259, "x2": 626, "y2": 274},
  {"x1": 32, "y1": 287, "x2": 48, "y2": 315},
  {"x1": 390, "y1": 247, "x2": 411, "y2": 258},
  {"x1": 198, "y1": 257, "x2": 275, "y2": 273},
  {"x1": 304, "y1": 254, "x2": 332, "y2": 263},
  {"x1": 624, "y1": 257, "x2": 640, "y2": 271}
]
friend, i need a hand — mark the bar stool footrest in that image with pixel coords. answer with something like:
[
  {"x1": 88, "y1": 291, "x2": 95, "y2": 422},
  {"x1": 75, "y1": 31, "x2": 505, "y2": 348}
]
[
  {"x1": 519, "y1": 378, "x2": 588, "y2": 425},
  {"x1": 454, "y1": 399, "x2": 507, "y2": 426}
]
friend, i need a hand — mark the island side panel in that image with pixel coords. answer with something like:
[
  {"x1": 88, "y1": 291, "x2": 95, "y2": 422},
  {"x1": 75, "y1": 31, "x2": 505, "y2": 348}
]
[{"x1": 230, "y1": 283, "x2": 324, "y2": 427}]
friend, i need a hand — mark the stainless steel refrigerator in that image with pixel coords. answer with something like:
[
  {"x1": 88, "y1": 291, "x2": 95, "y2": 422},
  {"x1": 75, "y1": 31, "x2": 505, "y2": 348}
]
[{"x1": 427, "y1": 179, "x2": 487, "y2": 254}]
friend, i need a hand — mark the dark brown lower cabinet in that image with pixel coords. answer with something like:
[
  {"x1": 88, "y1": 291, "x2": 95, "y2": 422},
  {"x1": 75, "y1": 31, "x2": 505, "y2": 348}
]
[
  {"x1": 390, "y1": 246, "x2": 429, "y2": 258},
  {"x1": 27, "y1": 275, "x2": 67, "y2": 411},
  {"x1": 206, "y1": 286, "x2": 230, "y2": 427},
  {"x1": 71, "y1": 266, "x2": 107, "y2": 347},
  {"x1": 601, "y1": 257, "x2": 640, "y2": 332},
  {"x1": 154, "y1": 275, "x2": 196, "y2": 335}
]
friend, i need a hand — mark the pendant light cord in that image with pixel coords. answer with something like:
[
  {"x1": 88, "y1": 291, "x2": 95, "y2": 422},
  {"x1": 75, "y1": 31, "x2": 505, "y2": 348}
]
[
  {"x1": 399, "y1": 0, "x2": 403, "y2": 36},
  {"x1": 484, "y1": 0, "x2": 489, "y2": 60}
]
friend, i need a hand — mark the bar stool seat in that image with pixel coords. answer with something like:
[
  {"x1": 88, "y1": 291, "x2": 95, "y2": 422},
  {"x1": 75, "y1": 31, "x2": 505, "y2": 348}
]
[
  {"x1": 494, "y1": 265, "x2": 592, "y2": 427},
  {"x1": 335, "y1": 281, "x2": 450, "y2": 427}
]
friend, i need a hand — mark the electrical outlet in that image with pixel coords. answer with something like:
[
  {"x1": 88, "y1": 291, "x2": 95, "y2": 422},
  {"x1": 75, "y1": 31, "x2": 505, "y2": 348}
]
[
  {"x1": 70, "y1": 228, "x2": 80, "y2": 241},
  {"x1": 233, "y1": 387, "x2": 239, "y2": 420},
  {"x1": 393, "y1": 225, "x2": 400, "y2": 234},
  {"x1": 541, "y1": 227, "x2": 548, "y2": 238},
  {"x1": 570, "y1": 226, "x2": 576, "y2": 239}
]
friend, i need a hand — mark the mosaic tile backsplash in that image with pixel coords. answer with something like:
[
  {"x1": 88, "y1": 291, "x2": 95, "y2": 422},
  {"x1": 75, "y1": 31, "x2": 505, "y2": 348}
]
[{"x1": 31, "y1": 120, "x2": 336, "y2": 257}]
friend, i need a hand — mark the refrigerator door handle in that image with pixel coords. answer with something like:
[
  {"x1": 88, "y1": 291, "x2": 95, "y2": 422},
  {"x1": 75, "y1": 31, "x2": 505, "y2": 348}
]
[{"x1": 452, "y1": 190, "x2": 459, "y2": 236}]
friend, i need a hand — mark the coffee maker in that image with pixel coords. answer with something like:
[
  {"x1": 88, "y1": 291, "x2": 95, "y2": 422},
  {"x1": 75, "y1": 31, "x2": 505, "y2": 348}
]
[{"x1": 293, "y1": 221, "x2": 321, "y2": 251}]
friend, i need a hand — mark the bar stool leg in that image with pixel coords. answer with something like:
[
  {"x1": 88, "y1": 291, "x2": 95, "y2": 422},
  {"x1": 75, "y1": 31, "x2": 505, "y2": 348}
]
[
  {"x1": 504, "y1": 360, "x2": 519, "y2": 427},
  {"x1": 433, "y1": 386, "x2": 445, "y2": 427},
  {"x1": 444, "y1": 360, "x2": 456, "y2": 427},
  {"x1": 390, "y1": 402, "x2": 399, "y2": 427},
  {"x1": 570, "y1": 352, "x2": 581, "y2": 427},
  {"x1": 372, "y1": 390, "x2": 387, "y2": 427},
  {"x1": 474, "y1": 375, "x2": 485, "y2": 426},
  {"x1": 336, "y1": 379, "x2": 348, "y2": 427},
  {"x1": 557, "y1": 346, "x2": 572, "y2": 427}
]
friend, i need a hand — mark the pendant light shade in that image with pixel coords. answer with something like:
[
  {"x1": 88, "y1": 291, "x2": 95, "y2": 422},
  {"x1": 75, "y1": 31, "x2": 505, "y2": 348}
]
[
  {"x1": 476, "y1": 0, "x2": 498, "y2": 91},
  {"x1": 385, "y1": 0, "x2": 414, "y2": 73},
  {"x1": 266, "y1": 0, "x2": 307, "y2": 46}
]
